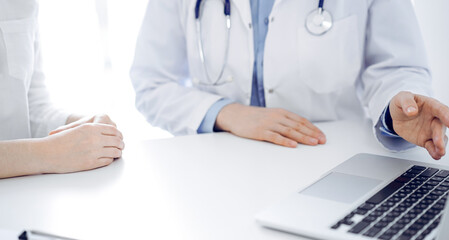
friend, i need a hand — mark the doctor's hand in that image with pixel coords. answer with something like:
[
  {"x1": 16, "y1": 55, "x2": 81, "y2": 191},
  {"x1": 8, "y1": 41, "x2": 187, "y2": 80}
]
[
  {"x1": 49, "y1": 114, "x2": 117, "y2": 136},
  {"x1": 215, "y1": 103, "x2": 326, "y2": 147},
  {"x1": 37, "y1": 123, "x2": 124, "y2": 174},
  {"x1": 390, "y1": 91, "x2": 449, "y2": 160}
]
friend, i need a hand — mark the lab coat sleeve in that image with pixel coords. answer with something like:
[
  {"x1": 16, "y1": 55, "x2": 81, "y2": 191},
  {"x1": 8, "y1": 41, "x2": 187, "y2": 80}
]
[
  {"x1": 28, "y1": 29, "x2": 70, "y2": 138},
  {"x1": 130, "y1": 0, "x2": 223, "y2": 135},
  {"x1": 361, "y1": 0, "x2": 433, "y2": 151}
]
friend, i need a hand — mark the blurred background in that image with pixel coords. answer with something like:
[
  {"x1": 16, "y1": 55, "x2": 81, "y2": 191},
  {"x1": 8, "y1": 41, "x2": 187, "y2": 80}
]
[{"x1": 38, "y1": 0, "x2": 449, "y2": 141}]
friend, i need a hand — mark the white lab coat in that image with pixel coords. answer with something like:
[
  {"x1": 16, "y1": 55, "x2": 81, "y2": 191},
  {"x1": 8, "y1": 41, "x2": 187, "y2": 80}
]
[
  {"x1": 131, "y1": 0, "x2": 432, "y2": 143},
  {"x1": 0, "y1": 0, "x2": 69, "y2": 140}
]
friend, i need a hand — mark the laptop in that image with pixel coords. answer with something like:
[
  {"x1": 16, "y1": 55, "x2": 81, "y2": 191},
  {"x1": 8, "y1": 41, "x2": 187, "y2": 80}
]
[{"x1": 256, "y1": 153, "x2": 449, "y2": 240}]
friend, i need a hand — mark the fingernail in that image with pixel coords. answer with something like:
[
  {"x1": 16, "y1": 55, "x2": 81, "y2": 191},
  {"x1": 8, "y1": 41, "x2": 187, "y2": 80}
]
[
  {"x1": 319, "y1": 135, "x2": 326, "y2": 143},
  {"x1": 407, "y1": 107, "x2": 417, "y2": 113},
  {"x1": 289, "y1": 141, "x2": 297, "y2": 147},
  {"x1": 309, "y1": 138, "x2": 319, "y2": 145}
]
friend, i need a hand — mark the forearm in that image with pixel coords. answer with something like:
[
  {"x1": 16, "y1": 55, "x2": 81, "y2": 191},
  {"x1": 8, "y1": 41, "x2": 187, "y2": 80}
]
[{"x1": 0, "y1": 139, "x2": 47, "y2": 179}]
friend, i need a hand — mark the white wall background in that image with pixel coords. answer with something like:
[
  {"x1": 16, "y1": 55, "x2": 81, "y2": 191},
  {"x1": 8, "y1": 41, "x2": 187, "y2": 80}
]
[
  {"x1": 414, "y1": 0, "x2": 449, "y2": 104},
  {"x1": 38, "y1": 0, "x2": 449, "y2": 141}
]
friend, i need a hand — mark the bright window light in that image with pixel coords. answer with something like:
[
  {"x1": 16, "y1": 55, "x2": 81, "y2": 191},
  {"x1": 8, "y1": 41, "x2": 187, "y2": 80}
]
[{"x1": 38, "y1": 0, "x2": 172, "y2": 140}]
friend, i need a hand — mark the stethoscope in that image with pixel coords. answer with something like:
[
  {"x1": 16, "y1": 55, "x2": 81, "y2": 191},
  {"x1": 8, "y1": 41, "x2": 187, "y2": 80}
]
[{"x1": 194, "y1": 0, "x2": 333, "y2": 85}]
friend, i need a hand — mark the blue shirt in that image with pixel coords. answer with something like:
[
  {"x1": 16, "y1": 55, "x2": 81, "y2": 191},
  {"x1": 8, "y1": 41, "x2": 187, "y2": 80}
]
[
  {"x1": 197, "y1": 1, "x2": 400, "y2": 141},
  {"x1": 198, "y1": 0, "x2": 274, "y2": 133}
]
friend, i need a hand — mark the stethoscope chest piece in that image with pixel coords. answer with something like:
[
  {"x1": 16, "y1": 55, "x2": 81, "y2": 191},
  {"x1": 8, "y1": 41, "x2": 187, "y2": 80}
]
[{"x1": 306, "y1": 8, "x2": 333, "y2": 36}]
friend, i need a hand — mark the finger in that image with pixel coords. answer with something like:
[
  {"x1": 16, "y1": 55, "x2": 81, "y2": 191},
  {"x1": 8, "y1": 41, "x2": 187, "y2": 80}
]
[
  {"x1": 49, "y1": 121, "x2": 82, "y2": 135},
  {"x1": 102, "y1": 135, "x2": 125, "y2": 150},
  {"x1": 431, "y1": 119, "x2": 446, "y2": 156},
  {"x1": 49, "y1": 115, "x2": 94, "y2": 135},
  {"x1": 396, "y1": 92, "x2": 419, "y2": 117},
  {"x1": 429, "y1": 100, "x2": 449, "y2": 128},
  {"x1": 95, "y1": 124, "x2": 124, "y2": 139},
  {"x1": 280, "y1": 118, "x2": 326, "y2": 144},
  {"x1": 273, "y1": 124, "x2": 319, "y2": 146},
  {"x1": 94, "y1": 114, "x2": 117, "y2": 127},
  {"x1": 100, "y1": 147, "x2": 122, "y2": 159},
  {"x1": 283, "y1": 113, "x2": 326, "y2": 142},
  {"x1": 263, "y1": 131, "x2": 297, "y2": 148},
  {"x1": 424, "y1": 140, "x2": 442, "y2": 160},
  {"x1": 95, "y1": 158, "x2": 115, "y2": 168}
]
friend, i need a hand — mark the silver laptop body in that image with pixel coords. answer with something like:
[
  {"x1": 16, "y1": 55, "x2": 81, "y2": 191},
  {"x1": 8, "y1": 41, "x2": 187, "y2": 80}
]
[{"x1": 256, "y1": 153, "x2": 449, "y2": 240}]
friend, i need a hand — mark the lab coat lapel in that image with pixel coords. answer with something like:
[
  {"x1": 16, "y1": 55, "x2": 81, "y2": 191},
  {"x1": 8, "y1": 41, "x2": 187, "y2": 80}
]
[
  {"x1": 231, "y1": 0, "x2": 251, "y2": 28},
  {"x1": 272, "y1": 0, "x2": 285, "y2": 9}
]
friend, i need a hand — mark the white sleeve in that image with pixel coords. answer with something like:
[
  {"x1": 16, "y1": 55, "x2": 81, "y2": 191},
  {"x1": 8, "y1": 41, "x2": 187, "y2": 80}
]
[
  {"x1": 28, "y1": 28, "x2": 70, "y2": 138},
  {"x1": 130, "y1": 0, "x2": 222, "y2": 136},
  {"x1": 360, "y1": 0, "x2": 433, "y2": 150}
]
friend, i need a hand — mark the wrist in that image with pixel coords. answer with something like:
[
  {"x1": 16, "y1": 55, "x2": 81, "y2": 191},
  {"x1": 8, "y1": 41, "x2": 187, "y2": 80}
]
[
  {"x1": 30, "y1": 137, "x2": 55, "y2": 174},
  {"x1": 215, "y1": 103, "x2": 242, "y2": 132}
]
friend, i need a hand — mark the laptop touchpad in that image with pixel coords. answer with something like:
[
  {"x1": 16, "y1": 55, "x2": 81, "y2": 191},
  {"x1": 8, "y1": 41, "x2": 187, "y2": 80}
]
[{"x1": 300, "y1": 172, "x2": 382, "y2": 204}]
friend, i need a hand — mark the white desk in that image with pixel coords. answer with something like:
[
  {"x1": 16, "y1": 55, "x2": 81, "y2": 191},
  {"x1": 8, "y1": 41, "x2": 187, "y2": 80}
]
[{"x1": 0, "y1": 119, "x2": 447, "y2": 240}]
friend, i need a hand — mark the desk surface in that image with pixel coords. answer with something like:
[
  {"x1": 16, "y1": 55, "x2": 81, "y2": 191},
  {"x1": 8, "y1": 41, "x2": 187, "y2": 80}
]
[{"x1": 0, "y1": 119, "x2": 447, "y2": 240}]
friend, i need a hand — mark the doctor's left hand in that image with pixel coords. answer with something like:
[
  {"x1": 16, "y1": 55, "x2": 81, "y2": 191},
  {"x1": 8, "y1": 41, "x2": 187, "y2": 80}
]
[
  {"x1": 390, "y1": 91, "x2": 449, "y2": 160},
  {"x1": 215, "y1": 103, "x2": 326, "y2": 147},
  {"x1": 49, "y1": 114, "x2": 117, "y2": 136}
]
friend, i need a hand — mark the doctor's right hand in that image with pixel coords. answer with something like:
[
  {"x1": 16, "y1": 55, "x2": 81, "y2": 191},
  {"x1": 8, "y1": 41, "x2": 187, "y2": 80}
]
[
  {"x1": 215, "y1": 103, "x2": 326, "y2": 147},
  {"x1": 36, "y1": 123, "x2": 124, "y2": 174}
]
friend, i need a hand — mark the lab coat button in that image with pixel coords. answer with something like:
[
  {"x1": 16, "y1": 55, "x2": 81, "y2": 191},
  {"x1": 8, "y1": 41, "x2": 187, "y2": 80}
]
[
  {"x1": 268, "y1": 89, "x2": 274, "y2": 94},
  {"x1": 264, "y1": 18, "x2": 269, "y2": 25},
  {"x1": 226, "y1": 76, "x2": 234, "y2": 83}
]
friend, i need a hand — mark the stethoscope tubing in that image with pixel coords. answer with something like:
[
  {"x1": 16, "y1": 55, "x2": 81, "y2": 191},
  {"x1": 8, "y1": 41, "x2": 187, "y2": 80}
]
[
  {"x1": 195, "y1": 0, "x2": 231, "y2": 86},
  {"x1": 195, "y1": 0, "x2": 332, "y2": 85}
]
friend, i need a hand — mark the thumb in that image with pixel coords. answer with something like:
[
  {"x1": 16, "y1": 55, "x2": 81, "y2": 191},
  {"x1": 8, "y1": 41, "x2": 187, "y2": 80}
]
[{"x1": 397, "y1": 92, "x2": 419, "y2": 117}]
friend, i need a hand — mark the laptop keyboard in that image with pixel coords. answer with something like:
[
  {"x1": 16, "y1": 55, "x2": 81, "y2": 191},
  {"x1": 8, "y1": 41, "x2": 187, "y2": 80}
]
[{"x1": 330, "y1": 165, "x2": 449, "y2": 240}]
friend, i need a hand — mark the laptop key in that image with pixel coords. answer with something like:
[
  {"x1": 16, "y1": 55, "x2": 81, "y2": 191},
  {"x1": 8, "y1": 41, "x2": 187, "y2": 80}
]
[
  {"x1": 395, "y1": 177, "x2": 411, "y2": 183},
  {"x1": 353, "y1": 208, "x2": 368, "y2": 215},
  {"x1": 435, "y1": 170, "x2": 449, "y2": 178},
  {"x1": 331, "y1": 223, "x2": 340, "y2": 229},
  {"x1": 358, "y1": 203, "x2": 375, "y2": 211},
  {"x1": 420, "y1": 168, "x2": 439, "y2": 178},
  {"x1": 362, "y1": 216, "x2": 377, "y2": 222},
  {"x1": 407, "y1": 169, "x2": 423, "y2": 175},
  {"x1": 378, "y1": 234, "x2": 393, "y2": 240},
  {"x1": 411, "y1": 165, "x2": 426, "y2": 171},
  {"x1": 362, "y1": 227, "x2": 381, "y2": 238},
  {"x1": 339, "y1": 218, "x2": 354, "y2": 226},
  {"x1": 431, "y1": 176, "x2": 444, "y2": 182},
  {"x1": 366, "y1": 181, "x2": 404, "y2": 205},
  {"x1": 401, "y1": 173, "x2": 416, "y2": 179},
  {"x1": 348, "y1": 221, "x2": 370, "y2": 234}
]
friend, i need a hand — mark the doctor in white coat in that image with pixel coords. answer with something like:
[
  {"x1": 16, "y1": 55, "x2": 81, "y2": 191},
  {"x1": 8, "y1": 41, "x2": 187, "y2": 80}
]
[
  {"x1": 131, "y1": 0, "x2": 449, "y2": 160},
  {"x1": 0, "y1": 0, "x2": 124, "y2": 178}
]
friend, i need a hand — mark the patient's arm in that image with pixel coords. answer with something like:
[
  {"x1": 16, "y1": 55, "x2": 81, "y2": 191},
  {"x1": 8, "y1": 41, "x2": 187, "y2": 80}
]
[{"x1": 0, "y1": 123, "x2": 124, "y2": 179}]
